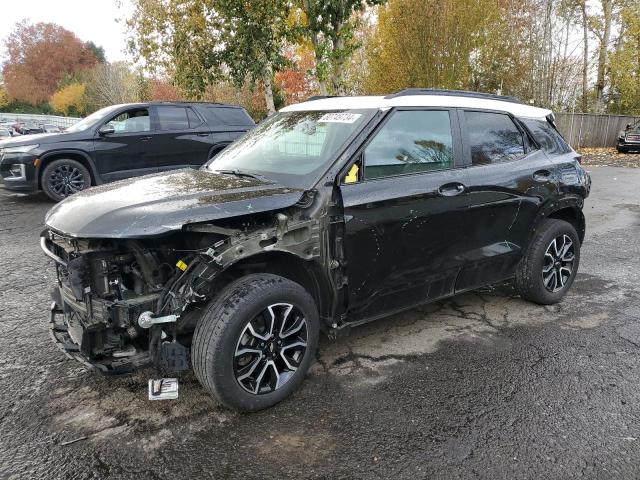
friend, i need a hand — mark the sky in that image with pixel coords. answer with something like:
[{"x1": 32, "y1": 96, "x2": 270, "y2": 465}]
[{"x1": 0, "y1": 0, "x2": 134, "y2": 64}]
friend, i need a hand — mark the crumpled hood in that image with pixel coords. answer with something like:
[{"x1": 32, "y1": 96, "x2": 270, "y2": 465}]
[{"x1": 45, "y1": 168, "x2": 304, "y2": 238}]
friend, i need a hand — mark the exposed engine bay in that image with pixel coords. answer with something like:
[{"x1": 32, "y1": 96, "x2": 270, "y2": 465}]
[{"x1": 43, "y1": 210, "x2": 325, "y2": 375}]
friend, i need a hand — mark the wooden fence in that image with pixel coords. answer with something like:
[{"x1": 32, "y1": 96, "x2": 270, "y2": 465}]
[{"x1": 555, "y1": 113, "x2": 639, "y2": 149}]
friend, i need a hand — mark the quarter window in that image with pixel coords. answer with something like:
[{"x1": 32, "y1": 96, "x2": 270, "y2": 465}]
[
  {"x1": 363, "y1": 110, "x2": 454, "y2": 180},
  {"x1": 157, "y1": 106, "x2": 190, "y2": 130},
  {"x1": 465, "y1": 111, "x2": 525, "y2": 165}
]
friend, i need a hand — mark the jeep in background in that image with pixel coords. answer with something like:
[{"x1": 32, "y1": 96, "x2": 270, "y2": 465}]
[
  {"x1": 41, "y1": 89, "x2": 590, "y2": 411},
  {"x1": 617, "y1": 119, "x2": 640, "y2": 153},
  {"x1": 0, "y1": 102, "x2": 255, "y2": 201}
]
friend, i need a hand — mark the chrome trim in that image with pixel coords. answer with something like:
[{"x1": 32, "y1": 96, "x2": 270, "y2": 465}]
[{"x1": 40, "y1": 236, "x2": 67, "y2": 267}]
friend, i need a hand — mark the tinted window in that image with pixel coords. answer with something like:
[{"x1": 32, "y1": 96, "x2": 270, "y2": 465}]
[
  {"x1": 364, "y1": 110, "x2": 453, "y2": 180},
  {"x1": 521, "y1": 118, "x2": 571, "y2": 154},
  {"x1": 187, "y1": 108, "x2": 203, "y2": 128},
  {"x1": 157, "y1": 106, "x2": 190, "y2": 130},
  {"x1": 209, "y1": 107, "x2": 255, "y2": 126},
  {"x1": 465, "y1": 111, "x2": 525, "y2": 165},
  {"x1": 105, "y1": 108, "x2": 150, "y2": 133}
]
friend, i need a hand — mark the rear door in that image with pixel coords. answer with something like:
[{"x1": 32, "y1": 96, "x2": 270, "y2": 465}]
[
  {"x1": 152, "y1": 105, "x2": 212, "y2": 171},
  {"x1": 455, "y1": 109, "x2": 558, "y2": 291},
  {"x1": 340, "y1": 108, "x2": 471, "y2": 321}
]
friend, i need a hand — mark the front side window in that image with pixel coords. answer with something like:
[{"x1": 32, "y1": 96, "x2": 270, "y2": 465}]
[
  {"x1": 157, "y1": 106, "x2": 190, "y2": 130},
  {"x1": 106, "y1": 108, "x2": 150, "y2": 133},
  {"x1": 465, "y1": 111, "x2": 525, "y2": 165},
  {"x1": 363, "y1": 110, "x2": 454, "y2": 180},
  {"x1": 207, "y1": 109, "x2": 372, "y2": 188}
]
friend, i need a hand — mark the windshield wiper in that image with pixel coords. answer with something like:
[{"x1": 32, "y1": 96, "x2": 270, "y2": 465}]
[{"x1": 214, "y1": 169, "x2": 263, "y2": 180}]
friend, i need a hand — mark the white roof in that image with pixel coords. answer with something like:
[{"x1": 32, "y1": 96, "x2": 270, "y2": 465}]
[{"x1": 280, "y1": 94, "x2": 551, "y2": 119}]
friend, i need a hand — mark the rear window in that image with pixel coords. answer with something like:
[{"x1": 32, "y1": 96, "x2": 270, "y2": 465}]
[
  {"x1": 205, "y1": 107, "x2": 255, "y2": 127},
  {"x1": 521, "y1": 118, "x2": 572, "y2": 154}
]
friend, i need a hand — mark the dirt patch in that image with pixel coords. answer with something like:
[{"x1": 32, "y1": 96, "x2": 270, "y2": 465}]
[{"x1": 580, "y1": 148, "x2": 640, "y2": 168}]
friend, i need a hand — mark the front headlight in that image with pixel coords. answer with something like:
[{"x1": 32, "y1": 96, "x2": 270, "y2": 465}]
[{"x1": 3, "y1": 144, "x2": 39, "y2": 154}]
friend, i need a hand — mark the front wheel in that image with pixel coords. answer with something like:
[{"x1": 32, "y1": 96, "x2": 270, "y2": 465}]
[
  {"x1": 192, "y1": 274, "x2": 319, "y2": 411},
  {"x1": 41, "y1": 159, "x2": 91, "y2": 202},
  {"x1": 514, "y1": 219, "x2": 581, "y2": 305}
]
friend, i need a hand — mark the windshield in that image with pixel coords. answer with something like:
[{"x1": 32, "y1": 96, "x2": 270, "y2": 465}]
[
  {"x1": 206, "y1": 109, "x2": 373, "y2": 188},
  {"x1": 65, "y1": 105, "x2": 125, "y2": 133}
]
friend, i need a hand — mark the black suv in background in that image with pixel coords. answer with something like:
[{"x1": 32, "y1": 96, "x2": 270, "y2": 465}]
[
  {"x1": 617, "y1": 119, "x2": 640, "y2": 153},
  {"x1": 42, "y1": 90, "x2": 590, "y2": 411},
  {"x1": 0, "y1": 102, "x2": 255, "y2": 201}
]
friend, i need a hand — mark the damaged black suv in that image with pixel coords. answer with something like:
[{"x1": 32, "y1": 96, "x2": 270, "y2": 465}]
[{"x1": 42, "y1": 89, "x2": 591, "y2": 411}]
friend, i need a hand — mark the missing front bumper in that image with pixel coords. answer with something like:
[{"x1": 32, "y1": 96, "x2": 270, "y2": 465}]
[{"x1": 49, "y1": 302, "x2": 152, "y2": 375}]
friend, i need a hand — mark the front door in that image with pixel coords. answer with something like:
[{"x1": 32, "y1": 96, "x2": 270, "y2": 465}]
[
  {"x1": 340, "y1": 108, "x2": 470, "y2": 321},
  {"x1": 93, "y1": 107, "x2": 157, "y2": 181}
]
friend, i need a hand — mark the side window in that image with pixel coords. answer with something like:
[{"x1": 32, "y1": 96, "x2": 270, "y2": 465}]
[
  {"x1": 465, "y1": 111, "x2": 525, "y2": 165},
  {"x1": 157, "y1": 106, "x2": 190, "y2": 130},
  {"x1": 521, "y1": 118, "x2": 571, "y2": 154},
  {"x1": 187, "y1": 108, "x2": 203, "y2": 128},
  {"x1": 105, "y1": 108, "x2": 150, "y2": 133},
  {"x1": 363, "y1": 110, "x2": 454, "y2": 180}
]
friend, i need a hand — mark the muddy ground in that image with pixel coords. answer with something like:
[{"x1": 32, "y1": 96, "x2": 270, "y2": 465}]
[{"x1": 1, "y1": 161, "x2": 640, "y2": 479}]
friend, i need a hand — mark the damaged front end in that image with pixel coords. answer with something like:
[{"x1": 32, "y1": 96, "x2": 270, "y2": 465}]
[{"x1": 42, "y1": 207, "x2": 323, "y2": 375}]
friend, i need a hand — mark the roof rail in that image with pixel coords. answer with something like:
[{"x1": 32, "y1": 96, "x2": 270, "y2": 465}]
[
  {"x1": 384, "y1": 88, "x2": 522, "y2": 104},
  {"x1": 307, "y1": 95, "x2": 341, "y2": 101}
]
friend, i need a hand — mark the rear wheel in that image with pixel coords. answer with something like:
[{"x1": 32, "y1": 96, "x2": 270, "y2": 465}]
[
  {"x1": 514, "y1": 219, "x2": 580, "y2": 305},
  {"x1": 192, "y1": 274, "x2": 319, "y2": 411},
  {"x1": 42, "y1": 159, "x2": 91, "y2": 202}
]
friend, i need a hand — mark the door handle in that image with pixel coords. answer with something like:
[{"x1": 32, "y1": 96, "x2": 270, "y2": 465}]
[
  {"x1": 140, "y1": 136, "x2": 153, "y2": 142},
  {"x1": 438, "y1": 182, "x2": 466, "y2": 196},
  {"x1": 197, "y1": 133, "x2": 210, "y2": 137},
  {"x1": 533, "y1": 169, "x2": 551, "y2": 182}
]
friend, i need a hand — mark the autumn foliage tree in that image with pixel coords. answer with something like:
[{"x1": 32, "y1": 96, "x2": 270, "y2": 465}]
[
  {"x1": 50, "y1": 83, "x2": 87, "y2": 116},
  {"x1": 2, "y1": 21, "x2": 99, "y2": 104}
]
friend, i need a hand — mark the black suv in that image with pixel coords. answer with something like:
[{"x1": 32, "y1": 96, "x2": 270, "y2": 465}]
[
  {"x1": 0, "y1": 102, "x2": 254, "y2": 201},
  {"x1": 41, "y1": 90, "x2": 590, "y2": 411},
  {"x1": 617, "y1": 119, "x2": 640, "y2": 153}
]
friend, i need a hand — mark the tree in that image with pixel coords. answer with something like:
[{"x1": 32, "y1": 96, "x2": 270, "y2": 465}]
[
  {"x1": 297, "y1": 0, "x2": 384, "y2": 95},
  {"x1": 127, "y1": 0, "x2": 291, "y2": 115},
  {"x1": 50, "y1": 83, "x2": 87, "y2": 116},
  {"x1": 0, "y1": 84, "x2": 8, "y2": 110},
  {"x1": 2, "y1": 21, "x2": 99, "y2": 104},
  {"x1": 85, "y1": 41, "x2": 107, "y2": 63},
  {"x1": 608, "y1": 3, "x2": 640, "y2": 114},
  {"x1": 85, "y1": 62, "x2": 143, "y2": 109},
  {"x1": 145, "y1": 78, "x2": 181, "y2": 101},
  {"x1": 365, "y1": 0, "x2": 502, "y2": 94},
  {"x1": 274, "y1": 46, "x2": 318, "y2": 105}
]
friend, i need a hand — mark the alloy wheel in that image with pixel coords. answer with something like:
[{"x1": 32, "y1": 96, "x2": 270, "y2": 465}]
[
  {"x1": 542, "y1": 234, "x2": 575, "y2": 293},
  {"x1": 234, "y1": 303, "x2": 308, "y2": 395},
  {"x1": 48, "y1": 164, "x2": 85, "y2": 196}
]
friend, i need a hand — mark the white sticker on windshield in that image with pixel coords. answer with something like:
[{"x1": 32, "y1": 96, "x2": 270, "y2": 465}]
[{"x1": 318, "y1": 112, "x2": 362, "y2": 123}]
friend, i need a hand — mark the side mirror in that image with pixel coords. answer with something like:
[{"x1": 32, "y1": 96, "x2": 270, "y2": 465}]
[
  {"x1": 626, "y1": 124, "x2": 632, "y2": 130},
  {"x1": 98, "y1": 124, "x2": 115, "y2": 136}
]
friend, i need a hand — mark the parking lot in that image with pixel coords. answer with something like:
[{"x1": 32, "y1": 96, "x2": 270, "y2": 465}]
[{"x1": 1, "y1": 161, "x2": 640, "y2": 479}]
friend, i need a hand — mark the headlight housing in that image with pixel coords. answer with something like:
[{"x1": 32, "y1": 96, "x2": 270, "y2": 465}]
[{"x1": 3, "y1": 144, "x2": 39, "y2": 154}]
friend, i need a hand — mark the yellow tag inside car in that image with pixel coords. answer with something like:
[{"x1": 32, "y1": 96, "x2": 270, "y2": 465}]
[
  {"x1": 176, "y1": 260, "x2": 188, "y2": 271},
  {"x1": 345, "y1": 164, "x2": 359, "y2": 184}
]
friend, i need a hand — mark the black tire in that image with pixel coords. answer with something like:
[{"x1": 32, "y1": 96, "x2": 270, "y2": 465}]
[
  {"x1": 514, "y1": 219, "x2": 581, "y2": 305},
  {"x1": 192, "y1": 274, "x2": 319, "y2": 411},
  {"x1": 617, "y1": 146, "x2": 627, "y2": 153},
  {"x1": 41, "y1": 159, "x2": 91, "y2": 202}
]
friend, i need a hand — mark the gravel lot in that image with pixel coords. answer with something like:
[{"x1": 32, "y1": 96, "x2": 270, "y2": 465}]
[{"x1": 1, "y1": 161, "x2": 640, "y2": 479}]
